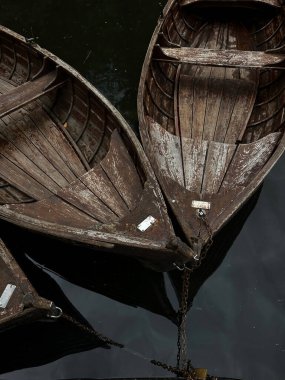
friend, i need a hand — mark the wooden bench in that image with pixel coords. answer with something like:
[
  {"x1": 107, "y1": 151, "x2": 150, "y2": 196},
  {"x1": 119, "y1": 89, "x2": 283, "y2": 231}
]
[
  {"x1": 156, "y1": 46, "x2": 285, "y2": 69},
  {"x1": 0, "y1": 71, "x2": 66, "y2": 118},
  {"x1": 180, "y1": 0, "x2": 281, "y2": 8}
]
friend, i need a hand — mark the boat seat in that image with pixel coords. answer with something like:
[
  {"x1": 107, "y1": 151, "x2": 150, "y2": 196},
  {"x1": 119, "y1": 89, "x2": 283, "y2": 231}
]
[
  {"x1": 0, "y1": 71, "x2": 66, "y2": 118},
  {"x1": 147, "y1": 117, "x2": 280, "y2": 194},
  {"x1": 180, "y1": 0, "x2": 281, "y2": 8},
  {"x1": 157, "y1": 47, "x2": 285, "y2": 68}
]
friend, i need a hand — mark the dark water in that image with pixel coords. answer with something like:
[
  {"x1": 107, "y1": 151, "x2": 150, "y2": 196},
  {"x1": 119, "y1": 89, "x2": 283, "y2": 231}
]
[{"x1": 0, "y1": 1, "x2": 284, "y2": 379}]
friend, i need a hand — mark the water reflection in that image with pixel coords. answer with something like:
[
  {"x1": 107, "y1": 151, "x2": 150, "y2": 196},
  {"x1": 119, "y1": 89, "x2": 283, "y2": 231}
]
[{"x1": 0, "y1": 1, "x2": 284, "y2": 379}]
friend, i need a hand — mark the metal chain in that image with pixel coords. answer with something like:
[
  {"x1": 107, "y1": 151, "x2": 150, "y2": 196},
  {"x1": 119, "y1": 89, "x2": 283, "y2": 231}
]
[
  {"x1": 54, "y1": 218, "x2": 214, "y2": 380},
  {"x1": 196, "y1": 211, "x2": 214, "y2": 266},
  {"x1": 60, "y1": 313, "x2": 196, "y2": 378},
  {"x1": 61, "y1": 313, "x2": 124, "y2": 348},
  {"x1": 151, "y1": 359, "x2": 196, "y2": 380},
  {"x1": 174, "y1": 211, "x2": 214, "y2": 378},
  {"x1": 177, "y1": 266, "x2": 192, "y2": 370}
]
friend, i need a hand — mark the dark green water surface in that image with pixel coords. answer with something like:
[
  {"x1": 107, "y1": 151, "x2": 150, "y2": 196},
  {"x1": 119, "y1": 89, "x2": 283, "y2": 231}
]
[{"x1": 0, "y1": 1, "x2": 284, "y2": 379}]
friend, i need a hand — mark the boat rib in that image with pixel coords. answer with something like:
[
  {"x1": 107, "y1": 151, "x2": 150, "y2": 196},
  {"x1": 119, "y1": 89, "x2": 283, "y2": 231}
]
[
  {"x1": 138, "y1": 0, "x2": 285, "y2": 258},
  {"x1": 0, "y1": 25, "x2": 195, "y2": 271}
]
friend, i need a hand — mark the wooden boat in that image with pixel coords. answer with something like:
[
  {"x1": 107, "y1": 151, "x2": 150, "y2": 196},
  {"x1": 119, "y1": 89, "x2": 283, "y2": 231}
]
[
  {"x1": 0, "y1": 25, "x2": 196, "y2": 272},
  {"x1": 0, "y1": 241, "x2": 108, "y2": 374},
  {"x1": 0, "y1": 238, "x2": 56, "y2": 331},
  {"x1": 138, "y1": 0, "x2": 285, "y2": 259}
]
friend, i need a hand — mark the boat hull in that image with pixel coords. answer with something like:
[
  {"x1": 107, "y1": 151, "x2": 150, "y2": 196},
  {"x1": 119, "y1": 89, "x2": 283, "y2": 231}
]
[
  {"x1": 138, "y1": 0, "x2": 285, "y2": 259},
  {"x1": 0, "y1": 25, "x2": 194, "y2": 271}
]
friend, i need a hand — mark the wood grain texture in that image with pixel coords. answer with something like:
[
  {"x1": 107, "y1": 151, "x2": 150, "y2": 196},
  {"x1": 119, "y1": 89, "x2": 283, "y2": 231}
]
[
  {"x1": 0, "y1": 238, "x2": 53, "y2": 331},
  {"x1": 221, "y1": 132, "x2": 281, "y2": 189},
  {"x1": 138, "y1": 0, "x2": 285, "y2": 259},
  {"x1": 160, "y1": 47, "x2": 285, "y2": 68},
  {"x1": 0, "y1": 71, "x2": 65, "y2": 118},
  {"x1": 180, "y1": 0, "x2": 281, "y2": 7},
  {"x1": 0, "y1": 25, "x2": 180, "y2": 272},
  {"x1": 148, "y1": 117, "x2": 184, "y2": 185}
]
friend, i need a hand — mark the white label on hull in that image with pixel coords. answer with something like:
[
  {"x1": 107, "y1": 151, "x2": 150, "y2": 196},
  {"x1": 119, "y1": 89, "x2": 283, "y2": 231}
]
[
  {"x1": 191, "y1": 201, "x2": 211, "y2": 210},
  {"x1": 0, "y1": 284, "x2": 16, "y2": 309},
  {"x1": 137, "y1": 216, "x2": 157, "y2": 232}
]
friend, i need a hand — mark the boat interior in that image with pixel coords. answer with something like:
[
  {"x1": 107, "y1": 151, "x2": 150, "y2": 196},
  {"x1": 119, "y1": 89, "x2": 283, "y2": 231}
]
[
  {"x1": 0, "y1": 28, "x2": 170, "y2": 244},
  {"x1": 143, "y1": 0, "x2": 285, "y2": 197}
]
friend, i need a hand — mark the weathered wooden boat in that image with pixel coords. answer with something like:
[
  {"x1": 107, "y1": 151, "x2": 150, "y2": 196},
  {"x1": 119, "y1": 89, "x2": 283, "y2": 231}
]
[
  {"x1": 0, "y1": 237, "x2": 56, "y2": 331},
  {"x1": 0, "y1": 241, "x2": 107, "y2": 374},
  {"x1": 0, "y1": 25, "x2": 196, "y2": 272},
  {"x1": 138, "y1": 0, "x2": 285, "y2": 260},
  {"x1": 61, "y1": 375, "x2": 241, "y2": 379}
]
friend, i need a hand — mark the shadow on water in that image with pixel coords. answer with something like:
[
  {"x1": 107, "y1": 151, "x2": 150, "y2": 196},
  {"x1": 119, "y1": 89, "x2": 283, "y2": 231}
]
[
  {"x1": 0, "y1": 184, "x2": 261, "y2": 379},
  {"x1": 0, "y1": 1, "x2": 284, "y2": 380}
]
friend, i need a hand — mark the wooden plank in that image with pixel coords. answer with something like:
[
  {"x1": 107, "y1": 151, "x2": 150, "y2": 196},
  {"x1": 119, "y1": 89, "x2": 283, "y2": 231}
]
[
  {"x1": 0, "y1": 119, "x2": 70, "y2": 188},
  {"x1": 0, "y1": 151, "x2": 52, "y2": 200},
  {"x1": 0, "y1": 71, "x2": 66, "y2": 118},
  {"x1": 0, "y1": 186, "x2": 31, "y2": 204},
  {"x1": 29, "y1": 108, "x2": 87, "y2": 178},
  {"x1": 13, "y1": 112, "x2": 80, "y2": 184},
  {"x1": 202, "y1": 68, "x2": 226, "y2": 141},
  {"x1": 147, "y1": 117, "x2": 184, "y2": 186},
  {"x1": 221, "y1": 132, "x2": 281, "y2": 190},
  {"x1": 180, "y1": 0, "x2": 281, "y2": 8},
  {"x1": 213, "y1": 68, "x2": 241, "y2": 142},
  {"x1": 191, "y1": 67, "x2": 212, "y2": 140},
  {"x1": 178, "y1": 74, "x2": 194, "y2": 140},
  {"x1": 0, "y1": 136, "x2": 62, "y2": 194},
  {"x1": 183, "y1": 137, "x2": 208, "y2": 192},
  {"x1": 80, "y1": 166, "x2": 129, "y2": 218},
  {"x1": 224, "y1": 73, "x2": 258, "y2": 143},
  {"x1": 159, "y1": 47, "x2": 285, "y2": 68},
  {"x1": 100, "y1": 130, "x2": 143, "y2": 210},
  {"x1": 57, "y1": 179, "x2": 118, "y2": 224},
  {"x1": 202, "y1": 141, "x2": 236, "y2": 194},
  {"x1": 7, "y1": 196, "x2": 99, "y2": 229}
]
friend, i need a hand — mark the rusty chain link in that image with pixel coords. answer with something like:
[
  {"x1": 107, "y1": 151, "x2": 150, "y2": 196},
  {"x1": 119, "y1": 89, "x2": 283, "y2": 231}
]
[
  {"x1": 62, "y1": 313, "x2": 124, "y2": 348},
  {"x1": 55, "y1": 215, "x2": 214, "y2": 380},
  {"x1": 61, "y1": 312, "x2": 197, "y2": 378},
  {"x1": 177, "y1": 266, "x2": 192, "y2": 370}
]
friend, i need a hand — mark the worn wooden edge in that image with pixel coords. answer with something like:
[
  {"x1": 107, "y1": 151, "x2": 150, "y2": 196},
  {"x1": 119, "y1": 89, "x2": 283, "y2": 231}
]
[
  {"x1": 137, "y1": 0, "x2": 170, "y2": 152},
  {"x1": 0, "y1": 206, "x2": 176, "y2": 252},
  {"x1": 0, "y1": 213, "x2": 186, "y2": 272},
  {"x1": 180, "y1": 0, "x2": 281, "y2": 7},
  {"x1": 159, "y1": 46, "x2": 285, "y2": 68},
  {"x1": 0, "y1": 305, "x2": 51, "y2": 332},
  {"x1": 0, "y1": 239, "x2": 54, "y2": 329},
  {"x1": 211, "y1": 134, "x2": 285, "y2": 236},
  {"x1": 0, "y1": 198, "x2": 186, "y2": 269},
  {"x1": 0, "y1": 25, "x2": 176, "y2": 252},
  {"x1": 137, "y1": 0, "x2": 285, "y2": 243}
]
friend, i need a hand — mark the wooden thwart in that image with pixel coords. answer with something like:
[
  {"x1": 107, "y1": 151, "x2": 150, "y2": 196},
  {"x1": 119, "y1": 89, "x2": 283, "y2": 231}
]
[
  {"x1": 0, "y1": 71, "x2": 66, "y2": 118},
  {"x1": 180, "y1": 0, "x2": 281, "y2": 7},
  {"x1": 158, "y1": 47, "x2": 285, "y2": 68}
]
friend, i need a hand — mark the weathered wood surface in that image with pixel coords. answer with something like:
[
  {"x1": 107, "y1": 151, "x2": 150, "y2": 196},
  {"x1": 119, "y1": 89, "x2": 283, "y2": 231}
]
[
  {"x1": 138, "y1": 0, "x2": 285, "y2": 257},
  {"x1": 0, "y1": 238, "x2": 53, "y2": 331},
  {"x1": 159, "y1": 47, "x2": 285, "y2": 68},
  {"x1": 0, "y1": 71, "x2": 66, "y2": 118},
  {"x1": 180, "y1": 0, "x2": 281, "y2": 7},
  {"x1": 64, "y1": 377, "x2": 242, "y2": 380},
  {"x1": 148, "y1": 119, "x2": 279, "y2": 193},
  {"x1": 0, "y1": 25, "x2": 193, "y2": 272}
]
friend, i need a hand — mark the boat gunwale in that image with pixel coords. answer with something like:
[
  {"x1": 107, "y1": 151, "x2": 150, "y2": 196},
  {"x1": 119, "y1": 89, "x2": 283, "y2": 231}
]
[
  {"x1": 137, "y1": 0, "x2": 285, "y2": 240},
  {"x1": 0, "y1": 25, "x2": 178, "y2": 263},
  {"x1": 0, "y1": 238, "x2": 54, "y2": 330}
]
